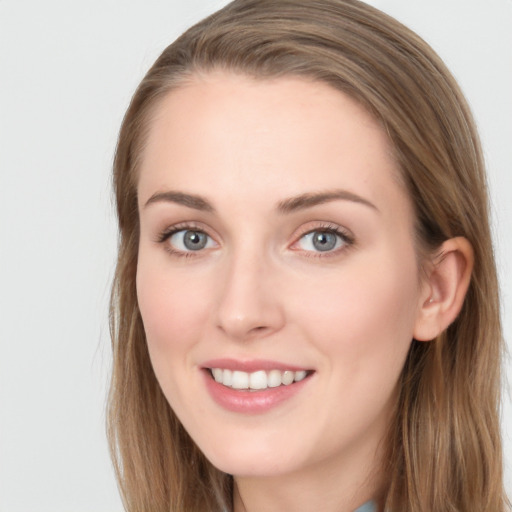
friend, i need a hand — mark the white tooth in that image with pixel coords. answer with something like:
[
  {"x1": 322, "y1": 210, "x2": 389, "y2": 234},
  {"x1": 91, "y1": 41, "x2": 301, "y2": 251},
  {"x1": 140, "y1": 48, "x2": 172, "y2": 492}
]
[
  {"x1": 212, "y1": 368, "x2": 223, "y2": 383},
  {"x1": 249, "y1": 370, "x2": 268, "y2": 390},
  {"x1": 294, "y1": 370, "x2": 307, "y2": 382},
  {"x1": 231, "y1": 370, "x2": 249, "y2": 389},
  {"x1": 222, "y1": 369, "x2": 233, "y2": 387},
  {"x1": 268, "y1": 370, "x2": 282, "y2": 388},
  {"x1": 282, "y1": 370, "x2": 294, "y2": 385}
]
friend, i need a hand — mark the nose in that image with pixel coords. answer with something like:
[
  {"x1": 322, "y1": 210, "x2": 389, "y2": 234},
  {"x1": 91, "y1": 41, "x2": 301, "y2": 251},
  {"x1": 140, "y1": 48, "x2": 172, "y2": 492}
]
[{"x1": 214, "y1": 249, "x2": 285, "y2": 341}]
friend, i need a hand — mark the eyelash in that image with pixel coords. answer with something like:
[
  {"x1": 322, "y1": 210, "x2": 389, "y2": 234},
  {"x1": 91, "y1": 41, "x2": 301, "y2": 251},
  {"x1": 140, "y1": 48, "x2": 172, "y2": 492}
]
[
  {"x1": 291, "y1": 223, "x2": 355, "y2": 258},
  {"x1": 155, "y1": 222, "x2": 354, "y2": 258},
  {"x1": 155, "y1": 222, "x2": 213, "y2": 258}
]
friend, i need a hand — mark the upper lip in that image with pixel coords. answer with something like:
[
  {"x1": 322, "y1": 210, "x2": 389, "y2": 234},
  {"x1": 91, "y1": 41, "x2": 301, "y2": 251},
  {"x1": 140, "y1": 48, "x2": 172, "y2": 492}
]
[{"x1": 201, "y1": 358, "x2": 312, "y2": 373}]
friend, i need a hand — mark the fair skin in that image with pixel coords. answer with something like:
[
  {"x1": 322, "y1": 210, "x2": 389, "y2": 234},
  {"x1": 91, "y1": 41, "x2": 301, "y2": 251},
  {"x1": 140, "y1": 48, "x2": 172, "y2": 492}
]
[{"x1": 136, "y1": 73, "x2": 473, "y2": 512}]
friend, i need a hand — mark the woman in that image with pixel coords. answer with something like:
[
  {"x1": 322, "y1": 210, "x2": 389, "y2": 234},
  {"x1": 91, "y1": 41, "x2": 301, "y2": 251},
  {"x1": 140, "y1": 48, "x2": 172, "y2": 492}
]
[{"x1": 107, "y1": 1, "x2": 509, "y2": 510}]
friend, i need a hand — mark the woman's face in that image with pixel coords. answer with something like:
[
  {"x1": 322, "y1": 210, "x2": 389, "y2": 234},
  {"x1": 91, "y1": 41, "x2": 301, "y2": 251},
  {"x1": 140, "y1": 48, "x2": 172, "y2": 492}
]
[{"x1": 136, "y1": 73, "x2": 429, "y2": 481}]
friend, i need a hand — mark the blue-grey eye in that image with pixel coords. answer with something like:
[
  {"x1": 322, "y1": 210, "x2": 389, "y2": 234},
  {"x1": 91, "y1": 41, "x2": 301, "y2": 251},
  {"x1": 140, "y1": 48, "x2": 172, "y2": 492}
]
[
  {"x1": 298, "y1": 230, "x2": 345, "y2": 252},
  {"x1": 169, "y1": 230, "x2": 214, "y2": 251}
]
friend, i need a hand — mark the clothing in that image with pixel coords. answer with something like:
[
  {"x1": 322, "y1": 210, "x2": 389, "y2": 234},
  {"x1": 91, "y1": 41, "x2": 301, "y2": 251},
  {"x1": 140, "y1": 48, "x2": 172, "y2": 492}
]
[
  {"x1": 354, "y1": 501, "x2": 377, "y2": 512},
  {"x1": 225, "y1": 498, "x2": 377, "y2": 511},
  {"x1": 226, "y1": 501, "x2": 377, "y2": 512}
]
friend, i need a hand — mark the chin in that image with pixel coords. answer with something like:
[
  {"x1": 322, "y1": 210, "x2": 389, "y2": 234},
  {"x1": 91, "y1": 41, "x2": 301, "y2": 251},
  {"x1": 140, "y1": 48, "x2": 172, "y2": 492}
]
[
  {"x1": 207, "y1": 452, "x2": 299, "y2": 478},
  {"x1": 192, "y1": 426, "x2": 309, "y2": 478}
]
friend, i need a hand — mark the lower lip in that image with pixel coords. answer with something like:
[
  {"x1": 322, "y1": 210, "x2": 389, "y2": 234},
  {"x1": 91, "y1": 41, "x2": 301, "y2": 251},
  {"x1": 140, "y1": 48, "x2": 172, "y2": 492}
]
[{"x1": 203, "y1": 370, "x2": 312, "y2": 414}]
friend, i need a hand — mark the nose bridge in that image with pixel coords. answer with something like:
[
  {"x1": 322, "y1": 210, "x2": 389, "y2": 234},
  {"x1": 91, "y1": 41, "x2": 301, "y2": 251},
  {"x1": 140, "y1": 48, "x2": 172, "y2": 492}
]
[{"x1": 215, "y1": 239, "x2": 284, "y2": 340}]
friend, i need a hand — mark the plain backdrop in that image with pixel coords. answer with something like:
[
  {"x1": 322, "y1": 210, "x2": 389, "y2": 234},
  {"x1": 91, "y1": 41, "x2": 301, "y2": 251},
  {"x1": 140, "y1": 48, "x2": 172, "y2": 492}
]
[{"x1": 0, "y1": 1, "x2": 510, "y2": 510}]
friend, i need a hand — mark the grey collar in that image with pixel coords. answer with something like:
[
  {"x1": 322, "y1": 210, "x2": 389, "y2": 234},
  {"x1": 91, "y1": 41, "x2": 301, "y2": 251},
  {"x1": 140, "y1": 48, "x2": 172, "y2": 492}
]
[{"x1": 354, "y1": 501, "x2": 377, "y2": 512}]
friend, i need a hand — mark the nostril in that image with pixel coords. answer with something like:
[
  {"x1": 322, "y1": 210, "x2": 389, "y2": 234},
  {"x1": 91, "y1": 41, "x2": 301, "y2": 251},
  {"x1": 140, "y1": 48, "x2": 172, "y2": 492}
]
[{"x1": 249, "y1": 325, "x2": 269, "y2": 334}]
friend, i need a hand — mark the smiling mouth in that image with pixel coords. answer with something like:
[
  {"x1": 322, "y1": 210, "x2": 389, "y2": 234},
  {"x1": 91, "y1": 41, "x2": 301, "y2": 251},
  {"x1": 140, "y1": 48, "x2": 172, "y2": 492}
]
[{"x1": 207, "y1": 368, "x2": 314, "y2": 391}]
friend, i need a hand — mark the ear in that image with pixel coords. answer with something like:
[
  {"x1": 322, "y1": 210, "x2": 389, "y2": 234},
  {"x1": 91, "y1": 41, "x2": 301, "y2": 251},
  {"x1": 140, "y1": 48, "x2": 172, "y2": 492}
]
[{"x1": 414, "y1": 237, "x2": 474, "y2": 342}]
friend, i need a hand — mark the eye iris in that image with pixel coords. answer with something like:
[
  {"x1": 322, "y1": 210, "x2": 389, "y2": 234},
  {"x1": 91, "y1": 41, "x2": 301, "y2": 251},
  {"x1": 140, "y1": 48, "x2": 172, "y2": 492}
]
[
  {"x1": 183, "y1": 230, "x2": 207, "y2": 250},
  {"x1": 312, "y1": 231, "x2": 337, "y2": 251}
]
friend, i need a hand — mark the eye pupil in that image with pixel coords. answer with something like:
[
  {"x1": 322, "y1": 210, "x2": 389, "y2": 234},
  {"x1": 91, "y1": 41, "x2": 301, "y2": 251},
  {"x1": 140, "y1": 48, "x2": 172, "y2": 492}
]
[
  {"x1": 184, "y1": 230, "x2": 207, "y2": 250},
  {"x1": 312, "y1": 231, "x2": 337, "y2": 251}
]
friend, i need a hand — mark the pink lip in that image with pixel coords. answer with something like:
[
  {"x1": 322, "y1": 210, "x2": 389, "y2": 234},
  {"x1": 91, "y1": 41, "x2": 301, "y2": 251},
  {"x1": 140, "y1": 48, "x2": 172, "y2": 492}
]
[
  {"x1": 201, "y1": 358, "x2": 310, "y2": 372},
  {"x1": 201, "y1": 362, "x2": 314, "y2": 414}
]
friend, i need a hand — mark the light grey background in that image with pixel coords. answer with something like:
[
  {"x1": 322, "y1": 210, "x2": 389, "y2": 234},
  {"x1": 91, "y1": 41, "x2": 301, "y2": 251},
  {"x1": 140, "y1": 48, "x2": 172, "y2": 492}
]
[{"x1": 0, "y1": 1, "x2": 510, "y2": 510}]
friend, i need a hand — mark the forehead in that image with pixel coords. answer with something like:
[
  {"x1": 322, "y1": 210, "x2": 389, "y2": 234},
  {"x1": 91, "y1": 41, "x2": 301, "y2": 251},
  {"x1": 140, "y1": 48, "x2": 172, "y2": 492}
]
[{"x1": 138, "y1": 72, "x2": 409, "y2": 218}]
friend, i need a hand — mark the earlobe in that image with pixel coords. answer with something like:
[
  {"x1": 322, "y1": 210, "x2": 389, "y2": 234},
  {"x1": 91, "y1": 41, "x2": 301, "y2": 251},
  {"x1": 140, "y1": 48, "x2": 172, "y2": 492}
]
[{"x1": 413, "y1": 237, "x2": 474, "y2": 342}]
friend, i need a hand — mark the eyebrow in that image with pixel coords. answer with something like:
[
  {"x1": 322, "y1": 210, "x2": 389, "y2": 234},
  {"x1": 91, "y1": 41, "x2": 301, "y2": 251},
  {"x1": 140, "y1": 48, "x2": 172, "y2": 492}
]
[
  {"x1": 143, "y1": 188, "x2": 378, "y2": 214},
  {"x1": 144, "y1": 191, "x2": 215, "y2": 212},
  {"x1": 277, "y1": 190, "x2": 378, "y2": 214}
]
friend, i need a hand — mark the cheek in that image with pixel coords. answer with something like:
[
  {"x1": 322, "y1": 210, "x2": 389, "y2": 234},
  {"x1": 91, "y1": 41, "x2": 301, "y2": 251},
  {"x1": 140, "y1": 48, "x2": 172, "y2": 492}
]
[
  {"x1": 290, "y1": 251, "x2": 420, "y2": 374},
  {"x1": 287, "y1": 252, "x2": 420, "y2": 443},
  {"x1": 136, "y1": 252, "x2": 212, "y2": 365}
]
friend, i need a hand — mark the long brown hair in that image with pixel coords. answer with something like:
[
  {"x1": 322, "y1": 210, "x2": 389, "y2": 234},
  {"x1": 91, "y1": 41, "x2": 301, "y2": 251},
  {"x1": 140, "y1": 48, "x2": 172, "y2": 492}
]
[{"x1": 108, "y1": 1, "x2": 508, "y2": 510}]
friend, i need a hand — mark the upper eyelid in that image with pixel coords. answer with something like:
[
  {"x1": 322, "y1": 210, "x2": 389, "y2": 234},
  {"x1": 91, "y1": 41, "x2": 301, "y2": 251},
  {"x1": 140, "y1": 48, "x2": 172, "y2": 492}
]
[
  {"x1": 288, "y1": 223, "x2": 355, "y2": 254},
  {"x1": 156, "y1": 221, "x2": 213, "y2": 240},
  {"x1": 291, "y1": 222, "x2": 354, "y2": 242},
  {"x1": 156, "y1": 224, "x2": 218, "y2": 256}
]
